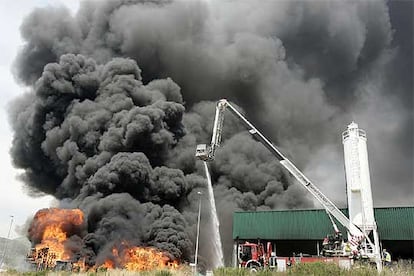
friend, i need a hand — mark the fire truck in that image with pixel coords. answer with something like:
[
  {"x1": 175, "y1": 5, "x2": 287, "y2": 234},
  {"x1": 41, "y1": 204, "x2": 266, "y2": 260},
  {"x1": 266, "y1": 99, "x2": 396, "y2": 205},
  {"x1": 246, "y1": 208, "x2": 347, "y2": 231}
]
[
  {"x1": 235, "y1": 239, "x2": 352, "y2": 271},
  {"x1": 237, "y1": 241, "x2": 276, "y2": 271},
  {"x1": 195, "y1": 99, "x2": 382, "y2": 271}
]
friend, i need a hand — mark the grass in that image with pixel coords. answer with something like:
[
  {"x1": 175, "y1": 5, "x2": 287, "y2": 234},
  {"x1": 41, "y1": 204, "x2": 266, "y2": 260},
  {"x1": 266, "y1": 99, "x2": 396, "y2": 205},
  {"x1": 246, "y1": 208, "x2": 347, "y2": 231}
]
[
  {"x1": 0, "y1": 267, "x2": 194, "y2": 276},
  {"x1": 213, "y1": 262, "x2": 414, "y2": 276},
  {"x1": 1, "y1": 262, "x2": 413, "y2": 276}
]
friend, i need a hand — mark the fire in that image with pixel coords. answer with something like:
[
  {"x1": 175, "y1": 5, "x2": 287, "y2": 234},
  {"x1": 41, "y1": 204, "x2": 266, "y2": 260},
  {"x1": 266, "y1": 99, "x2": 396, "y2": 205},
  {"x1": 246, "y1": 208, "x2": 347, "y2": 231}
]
[
  {"x1": 27, "y1": 209, "x2": 181, "y2": 272},
  {"x1": 101, "y1": 259, "x2": 115, "y2": 270},
  {"x1": 28, "y1": 208, "x2": 84, "y2": 269},
  {"x1": 36, "y1": 222, "x2": 72, "y2": 259},
  {"x1": 122, "y1": 247, "x2": 179, "y2": 271},
  {"x1": 101, "y1": 242, "x2": 179, "y2": 271}
]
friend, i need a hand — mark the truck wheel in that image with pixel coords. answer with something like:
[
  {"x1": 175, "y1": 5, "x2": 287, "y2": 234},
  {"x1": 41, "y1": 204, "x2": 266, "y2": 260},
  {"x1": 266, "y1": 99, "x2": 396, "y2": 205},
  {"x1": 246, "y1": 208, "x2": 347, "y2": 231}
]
[{"x1": 248, "y1": 264, "x2": 258, "y2": 273}]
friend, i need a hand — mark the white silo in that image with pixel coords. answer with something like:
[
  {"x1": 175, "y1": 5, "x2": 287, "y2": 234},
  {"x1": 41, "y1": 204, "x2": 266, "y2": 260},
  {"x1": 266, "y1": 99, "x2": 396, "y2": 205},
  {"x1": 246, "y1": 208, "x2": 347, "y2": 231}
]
[
  {"x1": 343, "y1": 122, "x2": 382, "y2": 270},
  {"x1": 342, "y1": 122, "x2": 375, "y2": 233}
]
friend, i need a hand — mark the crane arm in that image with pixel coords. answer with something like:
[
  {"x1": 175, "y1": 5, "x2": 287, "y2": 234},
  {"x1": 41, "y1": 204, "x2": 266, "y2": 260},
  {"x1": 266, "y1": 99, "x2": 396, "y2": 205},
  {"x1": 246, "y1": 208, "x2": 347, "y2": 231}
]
[
  {"x1": 196, "y1": 99, "x2": 367, "y2": 240},
  {"x1": 326, "y1": 210, "x2": 340, "y2": 234}
]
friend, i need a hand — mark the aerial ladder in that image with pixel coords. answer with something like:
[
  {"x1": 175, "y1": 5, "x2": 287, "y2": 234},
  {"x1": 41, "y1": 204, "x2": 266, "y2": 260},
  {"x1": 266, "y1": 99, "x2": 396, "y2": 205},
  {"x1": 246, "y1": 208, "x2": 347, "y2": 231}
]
[{"x1": 195, "y1": 99, "x2": 382, "y2": 271}]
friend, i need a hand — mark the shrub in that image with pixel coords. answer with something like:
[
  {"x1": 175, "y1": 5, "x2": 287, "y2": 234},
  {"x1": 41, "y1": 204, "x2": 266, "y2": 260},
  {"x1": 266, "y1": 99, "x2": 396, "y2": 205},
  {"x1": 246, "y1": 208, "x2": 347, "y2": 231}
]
[
  {"x1": 255, "y1": 269, "x2": 276, "y2": 276},
  {"x1": 21, "y1": 271, "x2": 48, "y2": 276},
  {"x1": 214, "y1": 267, "x2": 249, "y2": 276},
  {"x1": 345, "y1": 265, "x2": 378, "y2": 276},
  {"x1": 288, "y1": 262, "x2": 343, "y2": 276},
  {"x1": 155, "y1": 270, "x2": 173, "y2": 276}
]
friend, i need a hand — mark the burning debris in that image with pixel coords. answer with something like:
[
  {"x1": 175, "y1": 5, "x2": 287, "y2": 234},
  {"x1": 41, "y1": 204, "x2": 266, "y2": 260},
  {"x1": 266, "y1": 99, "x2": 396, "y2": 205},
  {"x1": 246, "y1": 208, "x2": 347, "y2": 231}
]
[
  {"x1": 27, "y1": 208, "x2": 85, "y2": 270},
  {"x1": 99, "y1": 242, "x2": 179, "y2": 271},
  {"x1": 26, "y1": 208, "x2": 180, "y2": 272}
]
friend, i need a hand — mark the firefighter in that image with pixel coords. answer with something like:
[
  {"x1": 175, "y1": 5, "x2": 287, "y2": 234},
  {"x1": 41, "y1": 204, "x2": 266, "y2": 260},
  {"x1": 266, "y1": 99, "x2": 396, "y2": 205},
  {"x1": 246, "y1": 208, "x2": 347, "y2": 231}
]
[
  {"x1": 334, "y1": 232, "x2": 342, "y2": 251},
  {"x1": 321, "y1": 236, "x2": 328, "y2": 253},
  {"x1": 287, "y1": 257, "x2": 292, "y2": 267},
  {"x1": 382, "y1": 249, "x2": 392, "y2": 267},
  {"x1": 344, "y1": 242, "x2": 351, "y2": 256},
  {"x1": 322, "y1": 236, "x2": 329, "y2": 245}
]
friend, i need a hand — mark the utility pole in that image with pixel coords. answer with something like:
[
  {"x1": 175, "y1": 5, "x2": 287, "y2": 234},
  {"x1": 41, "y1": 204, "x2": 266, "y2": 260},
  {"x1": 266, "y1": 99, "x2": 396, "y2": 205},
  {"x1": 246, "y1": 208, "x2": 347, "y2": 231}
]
[{"x1": 0, "y1": 215, "x2": 14, "y2": 268}]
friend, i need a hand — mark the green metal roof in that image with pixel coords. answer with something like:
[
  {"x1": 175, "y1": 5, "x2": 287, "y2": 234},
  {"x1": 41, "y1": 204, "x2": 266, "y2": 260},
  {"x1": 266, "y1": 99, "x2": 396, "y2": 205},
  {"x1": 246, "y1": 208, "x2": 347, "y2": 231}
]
[{"x1": 233, "y1": 207, "x2": 414, "y2": 241}]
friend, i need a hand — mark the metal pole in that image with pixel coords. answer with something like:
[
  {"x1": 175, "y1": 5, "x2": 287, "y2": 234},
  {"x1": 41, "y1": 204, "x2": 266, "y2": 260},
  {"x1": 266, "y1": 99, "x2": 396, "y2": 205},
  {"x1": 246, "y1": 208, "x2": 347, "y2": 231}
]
[
  {"x1": 373, "y1": 227, "x2": 382, "y2": 272},
  {"x1": 194, "y1": 192, "x2": 202, "y2": 276},
  {"x1": 0, "y1": 216, "x2": 14, "y2": 268}
]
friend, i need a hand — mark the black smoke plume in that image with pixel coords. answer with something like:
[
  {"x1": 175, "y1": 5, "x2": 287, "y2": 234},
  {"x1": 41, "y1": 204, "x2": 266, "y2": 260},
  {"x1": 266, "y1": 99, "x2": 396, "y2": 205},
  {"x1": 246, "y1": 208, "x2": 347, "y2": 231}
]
[{"x1": 9, "y1": 0, "x2": 412, "y2": 266}]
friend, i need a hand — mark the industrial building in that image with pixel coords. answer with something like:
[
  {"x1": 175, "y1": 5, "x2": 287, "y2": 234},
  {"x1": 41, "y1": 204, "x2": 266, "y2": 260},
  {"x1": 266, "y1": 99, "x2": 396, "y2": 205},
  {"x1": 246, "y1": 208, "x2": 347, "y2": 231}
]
[{"x1": 233, "y1": 207, "x2": 414, "y2": 260}]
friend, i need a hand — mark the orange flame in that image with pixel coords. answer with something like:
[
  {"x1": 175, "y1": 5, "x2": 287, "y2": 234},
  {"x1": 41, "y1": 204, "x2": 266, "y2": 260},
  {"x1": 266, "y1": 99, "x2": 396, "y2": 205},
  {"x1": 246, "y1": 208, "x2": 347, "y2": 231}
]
[
  {"x1": 30, "y1": 208, "x2": 84, "y2": 267},
  {"x1": 101, "y1": 259, "x2": 115, "y2": 270},
  {"x1": 29, "y1": 209, "x2": 181, "y2": 272},
  {"x1": 100, "y1": 242, "x2": 179, "y2": 271}
]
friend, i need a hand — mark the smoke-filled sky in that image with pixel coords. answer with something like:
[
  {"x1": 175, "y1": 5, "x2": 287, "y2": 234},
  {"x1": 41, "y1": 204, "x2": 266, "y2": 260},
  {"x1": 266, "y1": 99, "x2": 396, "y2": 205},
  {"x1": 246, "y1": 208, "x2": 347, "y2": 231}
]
[
  {"x1": 0, "y1": 0, "x2": 81, "y2": 240},
  {"x1": 0, "y1": 0, "x2": 412, "y2": 267}
]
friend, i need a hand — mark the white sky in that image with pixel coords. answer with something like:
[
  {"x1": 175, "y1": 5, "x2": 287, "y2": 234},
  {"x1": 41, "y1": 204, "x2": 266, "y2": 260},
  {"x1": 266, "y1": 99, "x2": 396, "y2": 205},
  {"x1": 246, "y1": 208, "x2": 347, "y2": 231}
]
[{"x1": 0, "y1": 0, "x2": 81, "y2": 239}]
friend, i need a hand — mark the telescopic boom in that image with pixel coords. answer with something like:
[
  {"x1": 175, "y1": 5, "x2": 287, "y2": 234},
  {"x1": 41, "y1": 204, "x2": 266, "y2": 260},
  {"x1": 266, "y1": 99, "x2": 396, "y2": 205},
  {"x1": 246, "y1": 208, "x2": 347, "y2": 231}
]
[{"x1": 195, "y1": 99, "x2": 381, "y2": 270}]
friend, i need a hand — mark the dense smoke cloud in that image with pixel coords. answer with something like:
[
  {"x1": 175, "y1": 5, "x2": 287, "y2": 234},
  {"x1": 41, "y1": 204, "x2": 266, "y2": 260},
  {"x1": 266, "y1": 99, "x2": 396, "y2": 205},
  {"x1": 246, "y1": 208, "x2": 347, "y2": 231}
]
[
  {"x1": 11, "y1": 53, "x2": 198, "y2": 264},
  {"x1": 9, "y1": 0, "x2": 412, "y2": 267}
]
